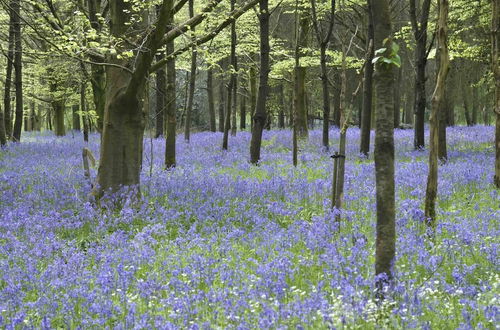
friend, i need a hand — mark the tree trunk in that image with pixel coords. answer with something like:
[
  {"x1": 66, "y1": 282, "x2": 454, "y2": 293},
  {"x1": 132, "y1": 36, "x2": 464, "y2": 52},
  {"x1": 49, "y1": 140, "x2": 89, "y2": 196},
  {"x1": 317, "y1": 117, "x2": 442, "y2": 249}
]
[
  {"x1": 249, "y1": 67, "x2": 257, "y2": 131},
  {"x1": 3, "y1": 4, "x2": 15, "y2": 139},
  {"x1": 12, "y1": 0, "x2": 22, "y2": 142},
  {"x1": 155, "y1": 47, "x2": 166, "y2": 138},
  {"x1": 295, "y1": 10, "x2": 310, "y2": 138},
  {"x1": 250, "y1": 0, "x2": 270, "y2": 164},
  {"x1": 438, "y1": 91, "x2": 448, "y2": 162},
  {"x1": 493, "y1": 0, "x2": 500, "y2": 188},
  {"x1": 72, "y1": 104, "x2": 81, "y2": 131},
  {"x1": 0, "y1": 107, "x2": 6, "y2": 146},
  {"x1": 394, "y1": 65, "x2": 402, "y2": 128},
  {"x1": 207, "y1": 68, "x2": 216, "y2": 132},
  {"x1": 372, "y1": 0, "x2": 396, "y2": 291},
  {"x1": 184, "y1": 0, "x2": 196, "y2": 142},
  {"x1": 472, "y1": 84, "x2": 478, "y2": 125},
  {"x1": 410, "y1": 0, "x2": 431, "y2": 150},
  {"x1": 165, "y1": 8, "x2": 176, "y2": 169},
  {"x1": 223, "y1": 0, "x2": 237, "y2": 149},
  {"x1": 425, "y1": 0, "x2": 449, "y2": 226},
  {"x1": 240, "y1": 82, "x2": 247, "y2": 130},
  {"x1": 360, "y1": 0, "x2": 374, "y2": 156},
  {"x1": 53, "y1": 101, "x2": 66, "y2": 137},
  {"x1": 81, "y1": 82, "x2": 89, "y2": 143},
  {"x1": 88, "y1": 0, "x2": 105, "y2": 132},
  {"x1": 218, "y1": 61, "x2": 226, "y2": 133},
  {"x1": 231, "y1": 74, "x2": 238, "y2": 136},
  {"x1": 278, "y1": 84, "x2": 285, "y2": 129}
]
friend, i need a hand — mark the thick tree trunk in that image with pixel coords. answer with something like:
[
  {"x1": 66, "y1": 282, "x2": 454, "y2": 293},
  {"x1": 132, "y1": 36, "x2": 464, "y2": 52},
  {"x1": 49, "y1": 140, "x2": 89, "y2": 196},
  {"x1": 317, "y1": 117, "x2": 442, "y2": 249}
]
[
  {"x1": 184, "y1": 0, "x2": 196, "y2": 142},
  {"x1": 3, "y1": 6, "x2": 15, "y2": 139},
  {"x1": 250, "y1": 0, "x2": 270, "y2": 164},
  {"x1": 360, "y1": 0, "x2": 374, "y2": 156},
  {"x1": 372, "y1": 0, "x2": 396, "y2": 290},
  {"x1": 425, "y1": 0, "x2": 449, "y2": 226},
  {"x1": 207, "y1": 68, "x2": 216, "y2": 132}
]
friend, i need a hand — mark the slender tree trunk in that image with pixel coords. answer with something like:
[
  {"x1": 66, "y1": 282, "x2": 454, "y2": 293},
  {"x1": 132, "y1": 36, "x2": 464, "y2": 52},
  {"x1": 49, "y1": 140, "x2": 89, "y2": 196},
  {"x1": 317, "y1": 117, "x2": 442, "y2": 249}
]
[
  {"x1": 185, "y1": 0, "x2": 196, "y2": 142},
  {"x1": 394, "y1": 66, "x2": 402, "y2": 128},
  {"x1": 372, "y1": 0, "x2": 396, "y2": 291},
  {"x1": 240, "y1": 82, "x2": 247, "y2": 130},
  {"x1": 250, "y1": 0, "x2": 270, "y2": 164},
  {"x1": 295, "y1": 10, "x2": 310, "y2": 138},
  {"x1": 155, "y1": 46, "x2": 166, "y2": 138},
  {"x1": 72, "y1": 104, "x2": 81, "y2": 131},
  {"x1": 0, "y1": 107, "x2": 6, "y2": 146},
  {"x1": 81, "y1": 82, "x2": 89, "y2": 143},
  {"x1": 360, "y1": 0, "x2": 374, "y2": 156},
  {"x1": 53, "y1": 101, "x2": 66, "y2": 137},
  {"x1": 12, "y1": 0, "x2": 23, "y2": 142},
  {"x1": 207, "y1": 68, "x2": 216, "y2": 132},
  {"x1": 223, "y1": 0, "x2": 237, "y2": 149},
  {"x1": 231, "y1": 73, "x2": 238, "y2": 136},
  {"x1": 462, "y1": 76, "x2": 472, "y2": 126},
  {"x1": 4, "y1": 6, "x2": 15, "y2": 139},
  {"x1": 249, "y1": 67, "x2": 257, "y2": 130},
  {"x1": 218, "y1": 67, "x2": 225, "y2": 132},
  {"x1": 493, "y1": 0, "x2": 500, "y2": 188},
  {"x1": 425, "y1": 0, "x2": 449, "y2": 226},
  {"x1": 165, "y1": 8, "x2": 176, "y2": 168},
  {"x1": 320, "y1": 46, "x2": 331, "y2": 149},
  {"x1": 278, "y1": 84, "x2": 285, "y2": 128},
  {"x1": 410, "y1": 0, "x2": 431, "y2": 150},
  {"x1": 472, "y1": 84, "x2": 478, "y2": 125}
]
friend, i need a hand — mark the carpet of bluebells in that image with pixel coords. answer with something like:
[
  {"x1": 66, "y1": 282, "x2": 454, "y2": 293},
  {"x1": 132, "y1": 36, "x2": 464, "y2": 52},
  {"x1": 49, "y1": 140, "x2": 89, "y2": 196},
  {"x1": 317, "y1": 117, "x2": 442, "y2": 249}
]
[{"x1": 0, "y1": 126, "x2": 498, "y2": 329}]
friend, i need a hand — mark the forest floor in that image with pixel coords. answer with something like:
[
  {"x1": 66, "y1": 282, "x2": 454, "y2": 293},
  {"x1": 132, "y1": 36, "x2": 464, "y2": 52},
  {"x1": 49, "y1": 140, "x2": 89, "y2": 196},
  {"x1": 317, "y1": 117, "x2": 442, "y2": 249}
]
[{"x1": 0, "y1": 126, "x2": 498, "y2": 328}]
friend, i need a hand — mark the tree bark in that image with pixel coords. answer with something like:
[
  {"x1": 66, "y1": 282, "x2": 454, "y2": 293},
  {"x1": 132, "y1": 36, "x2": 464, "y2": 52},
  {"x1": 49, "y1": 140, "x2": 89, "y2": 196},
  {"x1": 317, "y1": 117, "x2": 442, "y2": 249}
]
[
  {"x1": 425, "y1": 0, "x2": 449, "y2": 226},
  {"x1": 223, "y1": 0, "x2": 238, "y2": 149},
  {"x1": 394, "y1": 66, "x2": 402, "y2": 128},
  {"x1": 360, "y1": 0, "x2": 374, "y2": 156},
  {"x1": 295, "y1": 10, "x2": 310, "y2": 138},
  {"x1": 250, "y1": 0, "x2": 270, "y2": 164},
  {"x1": 493, "y1": 0, "x2": 500, "y2": 188},
  {"x1": 218, "y1": 64, "x2": 225, "y2": 133},
  {"x1": 410, "y1": 0, "x2": 431, "y2": 150},
  {"x1": 0, "y1": 107, "x2": 6, "y2": 146},
  {"x1": 372, "y1": 0, "x2": 396, "y2": 291},
  {"x1": 184, "y1": 0, "x2": 196, "y2": 142},
  {"x1": 278, "y1": 84, "x2": 285, "y2": 128},
  {"x1": 155, "y1": 43, "x2": 166, "y2": 138},
  {"x1": 72, "y1": 104, "x2": 81, "y2": 131},
  {"x1": 81, "y1": 82, "x2": 89, "y2": 143},
  {"x1": 3, "y1": 3, "x2": 15, "y2": 139},
  {"x1": 207, "y1": 68, "x2": 216, "y2": 132},
  {"x1": 249, "y1": 66, "x2": 257, "y2": 130},
  {"x1": 165, "y1": 5, "x2": 177, "y2": 169},
  {"x1": 240, "y1": 81, "x2": 247, "y2": 130},
  {"x1": 52, "y1": 100, "x2": 66, "y2": 137},
  {"x1": 311, "y1": 0, "x2": 335, "y2": 149},
  {"x1": 12, "y1": 0, "x2": 23, "y2": 142},
  {"x1": 88, "y1": 0, "x2": 105, "y2": 132}
]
